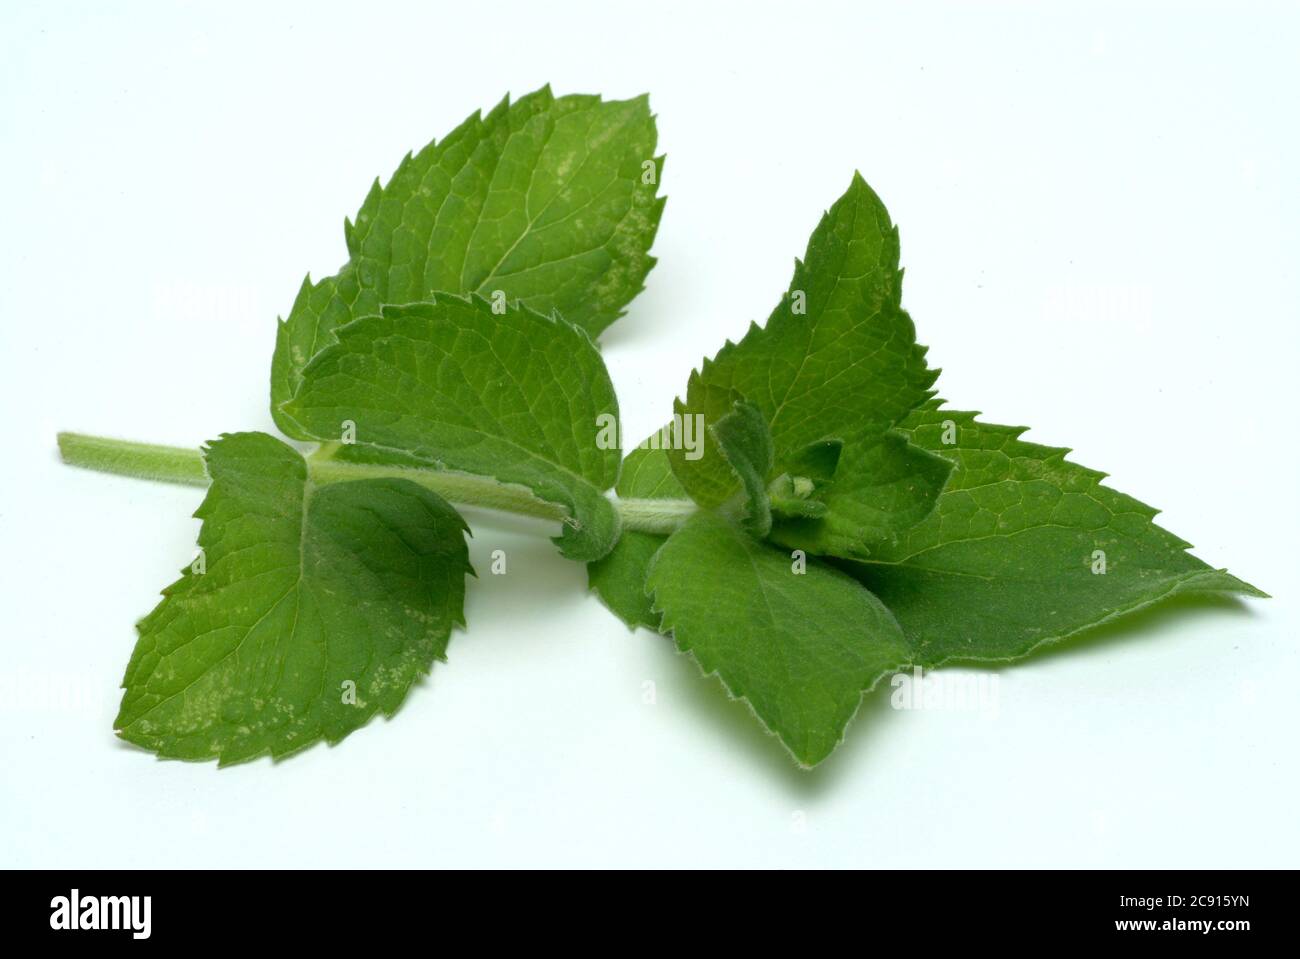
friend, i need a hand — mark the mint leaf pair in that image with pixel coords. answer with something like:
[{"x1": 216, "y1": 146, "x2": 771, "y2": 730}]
[
  {"x1": 58, "y1": 86, "x2": 1262, "y2": 771},
  {"x1": 123, "y1": 284, "x2": 627, "y2": 763},
  {"x1": 271, "y1": 85, "x2": 662, "y2": 437},
  {"x1": 99, "y1": 85, "x2": 660, "y2": 763}
]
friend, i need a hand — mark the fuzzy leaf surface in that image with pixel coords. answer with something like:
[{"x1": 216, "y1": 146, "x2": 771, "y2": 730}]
[{"x1": 711, "y1": 400, "x2": 775, "y2": 536}]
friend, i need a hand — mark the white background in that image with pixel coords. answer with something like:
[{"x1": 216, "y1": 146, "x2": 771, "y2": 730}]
[{"x1": 2, "y1": 0, "x2": 1297, "y2": 868}]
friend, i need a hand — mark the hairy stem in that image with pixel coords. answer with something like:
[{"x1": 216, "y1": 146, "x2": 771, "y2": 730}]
[
  {"x1": 57, "y1": 433, "x2": 210, "y2": 486},
  {"x1": 57, "y1": 432, "x2": 696, "y2": 535}
]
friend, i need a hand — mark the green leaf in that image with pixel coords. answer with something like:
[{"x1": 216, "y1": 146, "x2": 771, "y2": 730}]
[
  {"x1": 711, "y1": 400, "x2": 774, "y2": 536},
  {"x1": 767, "y1": 440, "x2": 837, "y2": 519},
  {"x1": 271, "y1": 85, "x2": 665, "y2": 436},
  {"x1": 783, "y1": 439, "x2": 843, "y2": 483},
  {"x1": 587, "y1": 529, "x2": 668, "y2": 632},
  {"x1": 769, "y1": 432, "x2": 952, "y2": 558},
  {"x1": 281, "y1": 295, "x2": 622, "y2": 561},
  {"x1": 647, "y1": 511, "x2": 909, "y2": 767},
  {"x1": 665, "y1": 174, "x2": 943, "y2": 555},
  {"x1": 616, "y1": 434, "x2": 686, "y2": 501},
  {"x1": 846, "y1": 406, "x2": 1266, "y2": 666},
  {"x1": 116, "y1": 432, "x2": 472, "y2": 764},
  {"x1": 586, "y1": 438, "x2": 681, "y2": 630}
]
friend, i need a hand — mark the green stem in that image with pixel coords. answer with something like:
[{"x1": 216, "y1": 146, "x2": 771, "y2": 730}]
[
  {"x1": 56, "y1": 432, "x2": 696, "y2": 535},
  {"x1": 57, "y1": 433, "x2": 210, "y2": 486}
]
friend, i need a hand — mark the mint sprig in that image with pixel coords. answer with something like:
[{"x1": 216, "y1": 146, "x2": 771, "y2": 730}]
[{"x1": 57, "y1": 87, "x2": 1262, "y2": 769}]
